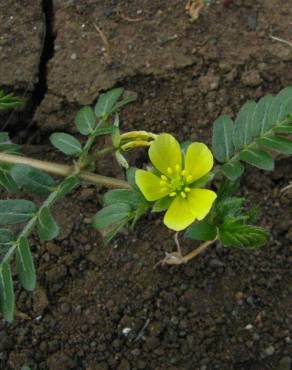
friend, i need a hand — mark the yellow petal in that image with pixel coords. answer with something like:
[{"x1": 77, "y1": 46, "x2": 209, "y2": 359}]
[
  {"x1": 184, "y1": 143, "x2": 214, "y2": 182},
  {"x1": 187, "y1": 188, "x2": 217, "y2": 220},
  {"x1": 163, "y1": 196, "x2": 196, "y2": 231},
  {"x1": 135, "y1": 169, "x2": 170, "y2": 201},
  {"x1": 149, "y1": 133, "x2": 182, "y2": 176}
]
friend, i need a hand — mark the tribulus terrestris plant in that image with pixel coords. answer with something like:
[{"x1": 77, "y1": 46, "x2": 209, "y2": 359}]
[{"x1": 0, "y1": 86, "x2": 292, "y2": 322}]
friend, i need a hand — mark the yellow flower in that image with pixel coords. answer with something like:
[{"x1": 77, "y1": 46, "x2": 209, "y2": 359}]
[{"x1": 135, "y1": 133, "x2": 217, "y2": 231}]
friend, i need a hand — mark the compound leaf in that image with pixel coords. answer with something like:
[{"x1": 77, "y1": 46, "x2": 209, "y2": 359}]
[{"x1": 219, "y1": 222, "x2": 268, "y2": 249}]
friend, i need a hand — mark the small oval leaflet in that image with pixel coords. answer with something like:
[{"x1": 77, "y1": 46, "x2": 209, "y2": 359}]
[
  {"x1": 239, "y1": 149, "x2": 274, "y2": 171},
  {"x1": 50, "y1": 133, "x2": 82, "y2": 156},
  {"x1": 0, "y1": 262, "x2": 15, "y2": 322},
  {"x1": 16, "y1": 236, "x2": 36, "y2": 291},
  {"x1": 11, "y1": 164, "x2": 55, "y2": 196},
  {"x1": 92, "y1": 202, "x2": 132, "y2": 229},
  {"x1": 75, "y1": 106, "x2": 96, "y2": 135},
  {"x1": 37, "y1": 206, "x2": 59, "y2": 241},
  {"x1": 0, "y1": 199, "x2": 37, "y2": 225},
  {"x1": 95, "y1": 88, "x2": 124, "y2": 118}
]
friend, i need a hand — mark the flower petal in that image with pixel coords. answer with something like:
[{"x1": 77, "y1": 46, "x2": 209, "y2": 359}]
[
  {"x1": 135, "y1": 169, "x2": 170, "y2": 201},
  {"x1": 163, "y1": 196, "x2": 196, "y2": 231},
  {"x1": 184, "y1": 143, "x2": 214, "y2": 182},
  {"x1": 187, "y1": 188, "x2": 217, "y2": 220},
  {"x1": 149, "y1": 133, "x2": 182, "y2": 176}
]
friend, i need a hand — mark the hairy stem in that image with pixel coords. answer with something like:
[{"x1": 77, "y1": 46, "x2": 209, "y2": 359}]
[
  {"x1": 0, "y1": 152, "x2": 131, "y2": 189},
  {"x1": 2, "y1": 176, "x2": 78, "y2": 264},
  {"x1": 182, "y1": 238, "x2": 217, "y2": 263}
]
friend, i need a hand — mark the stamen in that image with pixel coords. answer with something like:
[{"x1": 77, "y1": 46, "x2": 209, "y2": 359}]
[
  {"x1": 160, "y1": 180, "x2": 167, "y2": 186},
  {"x1": 175, "y1": 164, "x2": 180, "y2": 172},
  {"x1": 181, "y1": 169, "x2": 187, "y2": 176},
  {"x1": 187, "y1": 175, "x2": 193, "y2": 182},
  {"x1": 161, "y1": 175, "x2": 167, "y2": 181},
  {"x1": 181, "y1": 191, "x2": 186, "y2": 199},
  {"x1": 167, "y1": 167, "x2": 173, "y2": 175},
  {"x1": 184, "y1": 187, "x2": 191, "y2": 192},
  {"x1": 170, "y1": 192, "x2": 176, "y2": 197}
]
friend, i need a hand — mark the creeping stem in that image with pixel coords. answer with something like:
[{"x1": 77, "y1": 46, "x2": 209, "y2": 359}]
[
  {"x1": 1, "y1": 181, "x2": 68, "y2": 265},
  {"x1": 0, "y1": 152, "x2": 131, "y2": 189},
  {"x1": 156, "y1": 237, "x2": 218, "y2": 266}
]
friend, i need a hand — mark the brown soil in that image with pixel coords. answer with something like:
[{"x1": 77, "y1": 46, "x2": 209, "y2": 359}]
[{"x1": 0, "y1": 1, "x2": 292, "y2": 370}]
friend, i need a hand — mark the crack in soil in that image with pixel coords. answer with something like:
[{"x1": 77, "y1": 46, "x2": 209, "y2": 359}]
[
  {"x1": 34, "y1": 0, "x2": 55, "y2": 107},
  {"x1": 18, "y1": 0, "x2": 55, "y2": 142}
]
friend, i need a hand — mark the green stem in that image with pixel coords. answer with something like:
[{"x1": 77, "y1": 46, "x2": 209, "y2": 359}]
[
  {"x1": 2, "y1": 176, "x2": 78, "y2": 265},
  {"x1": 83, "y1": 146, "x2": 114, "y2": 168},
  {"x1": 78, "y1": 119, "x2": 107, "y2": 168}
]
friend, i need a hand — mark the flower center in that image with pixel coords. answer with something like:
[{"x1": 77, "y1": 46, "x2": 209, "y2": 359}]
[{"x1": 160, "y1": 165, "x2": 192, "y2": 199}]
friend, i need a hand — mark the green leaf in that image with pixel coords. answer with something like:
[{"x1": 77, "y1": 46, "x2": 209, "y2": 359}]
[
  {"x1": 16, "y1": 237, "x2": 36, "y2": 291},
  {"x1": 239, "y1": 148, "x2": 274, "y2": 171},
  {"x1": 92, "y1": 203, "x2": 132, "y2": 229},
  {"x1": 95, "y1": 126, "x2": 115, "y2": 136},
  {"x1": 75, "y1": 106, "x2": 96, "y2": 135},
  {"x1": 212, "y1": 115, "x2": 234, "y2": 162},
  {"x1": 0, "y1": 90, "x2": 23, "y2": 110},
  {"x1": 0, "y1": 262, "x2": 15, "y2": 322},
  {"x1": 273, "y1": 123, "x2": 292, "y2": 133},
  {"x1": 214, "y1": 196, "x2": 245, "y2": 220},
  {"x1": 257, "y1": 135, "x2": 292, "y2": 155},
  {"x1": 152, "y1": 197, "x2": 173, "y2": 212},
  {"x1": 104, "y1": 189, "x2": 145, "y2": 209},
  {"x1": 251, "y1": 95, "x2": 274, "y2": 136},
  {"x1": 190, "y1": 173, "x2": 214, "y2": 188},
  {"x1": 219, "y1": 222, "x2": 268, "y2": 249},
  {"x1": 56, "y1": 176, "x2": 80, "y2": 198},
  {"x1": 266, "y1": 90, "x2": 292, "y2": 128},
  {"x1": 0, "y1": 164, "x2": 19, "y2": 193},
  {"x1": 112, "y1": 95, "x2": 136, "y2": 111},
  {"x1": 11, "y1": 164, "x2": 55, "y2": 196},
  {"x1": 95, "y1": 88, "x2": 124, "y2": 118},
  {"x1": 0, "y1": 200, "x2": 36, "y2": 225},
  {"x1": 37, "y1": 207, "x2": 59, "y2": 241},
  {"x1": 21, "y1": 366, "x2": 31, "y2": 370},
  {"x1": 233, "y1": 101, "x2": 257, "y2": 150},
  {"x1": 103, "y1": 219, "x2": 129, "y2": 245},
  {"x1": 221, "y1": 161, "x2": 244, "y2": 181},
  {"x1": 115, "y1": 150, "x2": 129, "y2": 169},
  {"x1": 0, "y1": 229, "x2": 15, "y2": 245},
  {"x1": 50, "y1": 133, "x2": 82, "y2": 156},
  {"x1": 0, "y1": 132, "x2": 20, "y2": 154},
  {"x1": 185, "y1": 220, "x2": 217, "y2": 241},
  {"x1": 126, "y1": 167, "x2": 138, "y2": 189}
]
